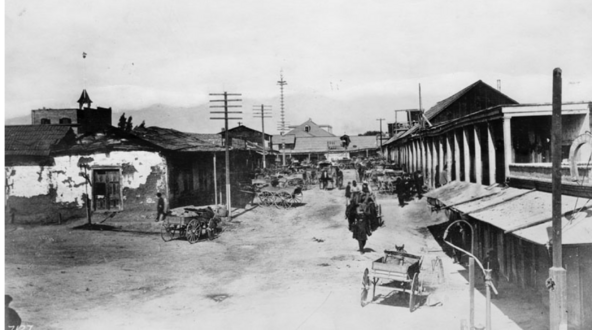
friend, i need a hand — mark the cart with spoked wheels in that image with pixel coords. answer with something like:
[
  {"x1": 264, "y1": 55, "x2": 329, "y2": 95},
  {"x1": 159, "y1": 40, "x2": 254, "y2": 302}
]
[
  {"x1": 256, "y1": 186, "x2": 303, "y2": 209},
  {"x1": 161, "y1": 205, "x2": 225, "y2": 244},
  {"x1": 361, "y1": 250, "x2": 424, "y2": 312}
]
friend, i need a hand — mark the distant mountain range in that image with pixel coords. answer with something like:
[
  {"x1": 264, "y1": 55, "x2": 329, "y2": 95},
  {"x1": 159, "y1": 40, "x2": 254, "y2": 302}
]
[{"x1": 5, "y1": 93, "x2": 420, "y2": 135}]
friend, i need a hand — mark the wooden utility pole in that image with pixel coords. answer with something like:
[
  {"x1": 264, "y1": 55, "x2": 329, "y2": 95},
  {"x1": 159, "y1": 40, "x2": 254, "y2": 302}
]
[
  {"x1": 549, "y1": 68, "x2": 567, "y2": 330},
  {"x1": 377, "y1": 118, "x2": 385, "y2": 156},
  {"x1": 253, "y1": 104, "x2": 272, "y2": 168},
  {"x1": 210, "y1": 92, "x2": 242, "y2": 221}
]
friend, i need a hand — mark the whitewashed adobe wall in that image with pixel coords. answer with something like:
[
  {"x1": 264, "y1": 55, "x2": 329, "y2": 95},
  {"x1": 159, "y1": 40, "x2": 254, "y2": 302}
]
[{"x1": 5, "y1": 151, "x2": 167, "y2": 222}]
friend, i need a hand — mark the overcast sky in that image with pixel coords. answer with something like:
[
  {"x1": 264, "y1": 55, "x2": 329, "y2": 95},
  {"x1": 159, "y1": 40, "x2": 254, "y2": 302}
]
[{"x1": 5, "y1": 0, "x2": 592, "y2": 134}]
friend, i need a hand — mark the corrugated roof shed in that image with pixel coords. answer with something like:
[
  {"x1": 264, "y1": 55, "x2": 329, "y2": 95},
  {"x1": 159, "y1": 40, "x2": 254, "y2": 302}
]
[
  {"x1": 426, "y1": 181, "x2": 592, "y2": 245},
  {"x1": 5, "y1": 125, "x2": 73, "y2": 156},
  {"x1": 132, "y1": 126, "x2": 226, "y2": 152}
]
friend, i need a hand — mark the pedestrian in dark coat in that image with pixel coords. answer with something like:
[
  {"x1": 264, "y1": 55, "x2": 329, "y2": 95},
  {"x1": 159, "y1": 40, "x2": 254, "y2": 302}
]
[
  {"x1": 414, "y1": 171, "x2": 424, "y2": 198},
  {"x1": 352, "y1": 216, "x2": 369, "y2": 254},
  {"x1": 345, "y1": 182, "x2": 352, "y2": 206},
  {"x1": 155, "y1": 192, "x2": 166, "y2": 222}
]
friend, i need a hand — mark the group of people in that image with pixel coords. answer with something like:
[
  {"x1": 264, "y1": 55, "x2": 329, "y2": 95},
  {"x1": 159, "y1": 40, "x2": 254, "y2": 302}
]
[
  {"x1": 345, "y1": 180, "x2": 380, "y2": 254},
  {"x1": 394, "y1": 171, "x2": 425, "y2": 207}
]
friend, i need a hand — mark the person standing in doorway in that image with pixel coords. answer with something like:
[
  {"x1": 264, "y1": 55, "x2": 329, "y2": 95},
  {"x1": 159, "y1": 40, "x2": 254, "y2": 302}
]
[
  {"x1": 484, "y1": 249, "x2": 501, "y2": 294},
  {"x1": 414, "y1": 171, "x2": 424, "y2": 198},
  {"x1": 155, "y1": 192, "x2": 166, "y2": 222}
]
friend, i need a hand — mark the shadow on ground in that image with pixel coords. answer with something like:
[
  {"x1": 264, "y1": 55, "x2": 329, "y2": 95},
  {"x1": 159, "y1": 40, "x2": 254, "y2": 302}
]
[{"x1": 427, "y1": 221, "x2": 548, "y2": 329}]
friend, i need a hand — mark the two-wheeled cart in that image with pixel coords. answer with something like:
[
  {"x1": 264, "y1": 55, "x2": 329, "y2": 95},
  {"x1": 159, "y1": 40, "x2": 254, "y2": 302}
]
[
  {"x1": 361, "y1": 250, "x2": 424, "y2": 311},
  {"x1": 160, "y1": 205, "x2": 225, "y2": 244}
]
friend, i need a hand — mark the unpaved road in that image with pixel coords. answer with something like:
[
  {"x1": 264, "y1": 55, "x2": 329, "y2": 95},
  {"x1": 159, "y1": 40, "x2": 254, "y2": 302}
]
[{"x1": 5, "y1": 176, "x2": 546, "y2": 330}]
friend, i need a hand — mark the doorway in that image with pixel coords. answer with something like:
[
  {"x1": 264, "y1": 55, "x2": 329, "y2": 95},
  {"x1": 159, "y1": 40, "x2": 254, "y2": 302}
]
[{"x1": 92, "y1": 169, "x2": 122, "y2": 211}]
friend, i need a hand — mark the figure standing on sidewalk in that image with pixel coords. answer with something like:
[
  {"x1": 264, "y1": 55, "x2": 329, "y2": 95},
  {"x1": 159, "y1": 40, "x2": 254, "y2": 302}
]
[
  {"x1": 155, "y1": 192, "x2": 166, "y2": 222},
  {"x1": 484, "y1": 249, "x2": 501, "y2": 293},
  {"x1": 414, "y1": 171, "x2": 424, "y2": 198}
]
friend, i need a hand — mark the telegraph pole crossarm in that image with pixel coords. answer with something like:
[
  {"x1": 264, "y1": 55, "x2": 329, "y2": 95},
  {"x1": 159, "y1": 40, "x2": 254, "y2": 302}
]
[
  {"x1": 253, "y1": 104, "x2": 272, "y2": 168},
  {"x1": 210, "y1": 92, "x2": 243, "y2": 222}
]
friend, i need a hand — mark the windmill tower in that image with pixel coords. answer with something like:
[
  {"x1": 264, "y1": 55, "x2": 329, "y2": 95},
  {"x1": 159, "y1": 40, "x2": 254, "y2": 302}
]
[{"x1": 277, "y1": 71, "x2": 288, "y2": 135}]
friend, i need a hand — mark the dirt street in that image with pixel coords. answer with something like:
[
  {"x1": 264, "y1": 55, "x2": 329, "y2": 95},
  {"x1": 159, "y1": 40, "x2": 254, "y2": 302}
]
[{"x1": 5, "y1": 178, "x2": 547, "y2": 330}]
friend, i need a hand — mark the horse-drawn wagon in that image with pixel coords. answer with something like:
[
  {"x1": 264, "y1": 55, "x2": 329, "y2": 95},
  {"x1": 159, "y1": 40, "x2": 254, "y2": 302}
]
[{"x1": 318, "y1": 160, "x2": 343, "y2": 189}]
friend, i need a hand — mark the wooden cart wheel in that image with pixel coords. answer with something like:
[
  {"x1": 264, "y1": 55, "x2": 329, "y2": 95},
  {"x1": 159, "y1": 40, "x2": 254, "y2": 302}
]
[
  {"x1": 279, "y1": 191, "x2": 292, "y2": 208},
  {"x1": 186, "y1": 219, "x2": 201, "y2": 244},
  {"x1": 292, "y1": 193, "x2": 303, "y2": 206},
  {"x1": 271, "y1": 193, "x2": 284, "y2": 209},
  {"x1": 160, "y1": 221, "x2": 175, "y2": 242},
  {"x1": 361, "y1": 268, "x2": 371, "y2": 307},
  {"x1": 409, "y1": 273, "x2": 419, "y2": 312},
  {"x1": 260, "y1": 191, "x2": 272, "y2": 207}
]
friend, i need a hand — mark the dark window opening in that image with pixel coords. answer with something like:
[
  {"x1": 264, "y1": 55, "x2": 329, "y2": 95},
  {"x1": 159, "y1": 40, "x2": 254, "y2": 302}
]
[
  {"x1": 40, "y1": 118, "x2": 50, "y2": 124},
  {"x1": 59, "y1": 118, "x2": 72, "y2": 124}
]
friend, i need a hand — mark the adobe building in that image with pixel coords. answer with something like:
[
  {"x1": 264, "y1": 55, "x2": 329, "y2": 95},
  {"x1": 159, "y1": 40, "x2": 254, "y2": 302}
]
[{"x1": 31, "y1": 89, "x2": 112, "y2": 134}]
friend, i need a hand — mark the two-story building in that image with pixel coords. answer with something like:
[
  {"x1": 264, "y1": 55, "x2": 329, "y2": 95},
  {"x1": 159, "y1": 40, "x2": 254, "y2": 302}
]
[{"x1": 387, "y1": 79, "x2": 592, "y2": 329}]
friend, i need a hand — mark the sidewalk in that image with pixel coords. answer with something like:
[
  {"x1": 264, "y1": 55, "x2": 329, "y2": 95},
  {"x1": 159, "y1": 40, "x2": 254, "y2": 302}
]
[{"x1": 370, "y1": 194, "x2": 548, "y2": 330}]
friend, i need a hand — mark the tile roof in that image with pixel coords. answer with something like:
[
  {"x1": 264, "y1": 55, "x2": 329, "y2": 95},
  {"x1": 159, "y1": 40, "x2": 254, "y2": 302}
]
[
  {"x1": 5, "y1": 125, "x2": 73, "y2": 156},
  {"x1": 285, "y1": 119, "x2": 335, "y2": 137},
  {"x1": 132, "y1": 126, "x2": 226, "y2": 152},
  {"x1": 291, "y1": 136, "x2": 378, "y2": 153},
  {"x1": 58, "y1": 126, "x2": 157, "y2": 154}
]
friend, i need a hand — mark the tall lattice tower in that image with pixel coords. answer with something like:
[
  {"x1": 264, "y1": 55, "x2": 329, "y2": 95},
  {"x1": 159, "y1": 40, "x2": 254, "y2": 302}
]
[{"x1": 277, "y1": 71, "x2": 288, "y2": 134}]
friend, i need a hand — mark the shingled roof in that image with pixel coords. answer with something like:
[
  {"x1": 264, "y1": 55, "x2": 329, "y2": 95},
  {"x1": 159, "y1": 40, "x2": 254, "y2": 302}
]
[
  {"x1": 273, "y1": 134, "x2": 296, "y2": 145},
  {"x1": 5, "y1": 125, "x2": 74, "y2": 156},
  {"x1": 219, "y1": 125, "x2": 272, "y2": 139},
  {"x1": 285, "y1": 119, "x2": 335, "y2": 137},
  {"x1": 424, "y1": 80, "x2": 518, "y2": 121},
  {"x1": 132, "y1": 126, "x2": 226, "y2": 152}
]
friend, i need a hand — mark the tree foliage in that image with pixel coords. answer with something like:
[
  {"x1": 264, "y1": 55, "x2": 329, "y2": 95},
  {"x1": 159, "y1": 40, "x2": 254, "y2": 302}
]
[
  {"x1": 125, "y1": 116, "x2": 133, "y2": 132},
  {"x1": 358, "y1": 130, "x2": 381, "y2": 136},
  {"x1": 118, "y1": 113, "x2": 127, "y2": 130}
]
